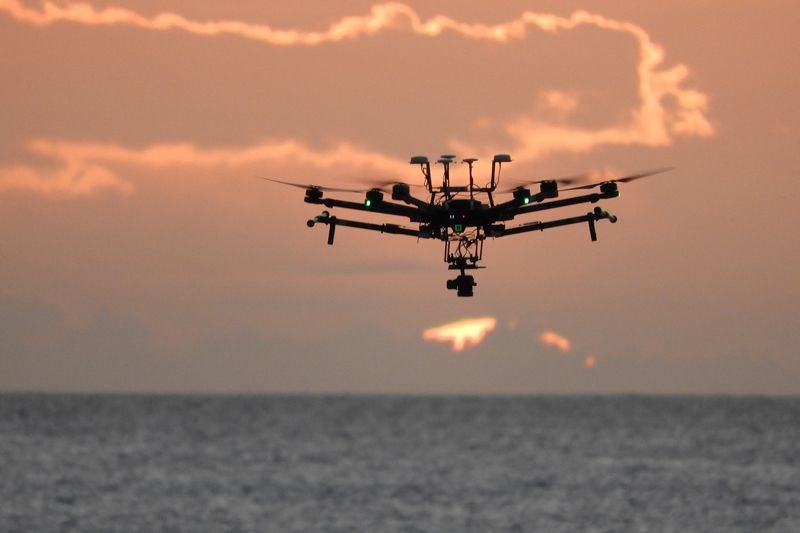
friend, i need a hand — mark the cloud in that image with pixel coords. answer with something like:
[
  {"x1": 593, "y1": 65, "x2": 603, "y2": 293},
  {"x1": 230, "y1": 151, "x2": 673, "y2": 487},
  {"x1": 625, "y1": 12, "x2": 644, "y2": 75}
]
[
  {"x1": 537, "y1": 331, "x2": 597, "y2": 369},
  {"x1": 422, "y1": 317, "x2": 497, "y2": 352},
  {"x1": 22, "y1": 138, "x2": 408, "y2": 172},
  {"x1": 0, "y1": 2, "x2": 714, "y2": 197},
  {"x1": 537, "y1": 90, "x2": 579, "y2": 121},
  {"x1": 538, "y1": 330, "x2": 571, "y2": 352},
  {"x1": 0, "y1": 160, "x2": 134, "y2": 197},
  {"x1": 0, "y1": 138, "x2": 408, "y2": 196}
]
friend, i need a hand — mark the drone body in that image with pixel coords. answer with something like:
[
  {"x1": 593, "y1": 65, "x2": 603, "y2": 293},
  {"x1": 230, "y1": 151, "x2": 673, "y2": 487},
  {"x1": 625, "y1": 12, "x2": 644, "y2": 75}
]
[{"x1": 270, "y1": 155, "x2": 670, "y2": 297}]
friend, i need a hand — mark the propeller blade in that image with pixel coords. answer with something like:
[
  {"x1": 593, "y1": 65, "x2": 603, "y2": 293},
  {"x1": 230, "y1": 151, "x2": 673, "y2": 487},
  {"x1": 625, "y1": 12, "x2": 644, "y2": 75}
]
[
  {"x1": 501, "y1": 174, "x2": 588, "y2": 192},
  {"x1": 561, "y1": 181, "x2": 607, "y2": 191},
  {"x1": 616, "y1": 167, "x2": 675, "y2": 183},
  {"x1": 258, "y1": 177, "x2": 365, "y2": 194},
  {"x1": 561, "y1": 167, "x2": 675, "y2": 191},
  {"x1": 357, "y1": 179, "x2": 426, "y2": 192}
]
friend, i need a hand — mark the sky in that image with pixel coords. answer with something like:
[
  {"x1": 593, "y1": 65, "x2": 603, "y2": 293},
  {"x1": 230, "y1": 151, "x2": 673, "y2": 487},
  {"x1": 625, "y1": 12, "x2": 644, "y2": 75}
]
[{"x1": 1, "y1": 0, "x2": 798, "y2": 394}]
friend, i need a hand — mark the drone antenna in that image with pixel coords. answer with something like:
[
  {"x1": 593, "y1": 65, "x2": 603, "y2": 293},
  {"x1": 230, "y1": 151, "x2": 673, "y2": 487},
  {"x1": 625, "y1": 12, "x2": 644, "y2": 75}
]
[
  {"x1": 439, "y1": 154, "x2": 456, "y2": 200},
  {"x1": 409, "y1": 155, "x2": 432, "y2": 190},
  {"x1": 410, "y1": 155, "x2": 435, "y2": 204},
  {"x1": 488, "y1": 154, "x2": 512, "y2": 206},
  {"x1": 491, "y1": 154, "x2": 512, "y2": 191},
  {"x1": 463, "y1": 158, "x2": 478, "y2": 201}
]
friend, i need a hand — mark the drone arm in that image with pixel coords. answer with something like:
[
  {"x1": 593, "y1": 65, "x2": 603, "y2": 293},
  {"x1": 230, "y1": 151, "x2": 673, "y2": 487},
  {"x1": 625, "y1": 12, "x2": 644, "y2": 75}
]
[
  {"x1": 330, "y1": 217, "x2": 420, "y2": 238},
  {"x1": 307, "y1": 212, "x2": 421, "y2": 245},
  {"x1": 487, "y1": 192, "x2": 605, "y2": 222},
  {"x1": 498, "y1": 207, "x2": 617, "y2": 241},
  {"x1": 306, "y1": 196, "x2": 423, "y2": 221},
  {"x1": 514, "y1": 190, "x2": 618, "y2": 216},
  {"x1": 399, "y1": 194, "x2": 435, "y2": 210}
]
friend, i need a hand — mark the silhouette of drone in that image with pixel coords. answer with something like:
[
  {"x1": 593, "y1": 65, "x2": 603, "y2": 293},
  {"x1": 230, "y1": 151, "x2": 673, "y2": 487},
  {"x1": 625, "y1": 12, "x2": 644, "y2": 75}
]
[{"x1": 267, "y1": 155, "x2": 671, "y2": 297}]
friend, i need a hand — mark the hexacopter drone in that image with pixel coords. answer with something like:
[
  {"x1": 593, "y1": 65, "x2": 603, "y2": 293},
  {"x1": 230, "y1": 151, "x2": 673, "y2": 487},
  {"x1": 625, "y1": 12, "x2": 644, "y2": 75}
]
[{"x1": 268, "y1": 154, "x2": 671, "y2": 297}]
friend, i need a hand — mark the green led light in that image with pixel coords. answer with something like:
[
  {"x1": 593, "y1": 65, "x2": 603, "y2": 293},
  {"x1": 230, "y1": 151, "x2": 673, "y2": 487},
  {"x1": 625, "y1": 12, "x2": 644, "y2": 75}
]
[
  {"x1": 454, "y1": 224, "x2": 463, "y2": 232},
  {"x1": 365, "y1": 199, "x2": 372, "y2": 207},
  {"x1": 523, "y1": 197, "x2": 530, "y2": 204}
]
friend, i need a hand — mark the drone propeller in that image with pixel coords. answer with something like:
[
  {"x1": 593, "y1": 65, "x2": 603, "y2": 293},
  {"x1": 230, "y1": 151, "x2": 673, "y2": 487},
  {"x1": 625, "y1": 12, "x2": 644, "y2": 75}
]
[
  {"x1": 500, "y1": 174, "x2": 587, "y2": 193},
  {"x1": 258, "y1": 177, "x2": 365, "y2": 194},
  {"x1": 560, "y1": 167, "x2": 675, "y2": 191},
  {"x1": 357, "y1": 179, "x2": 426, "y2": 192}
]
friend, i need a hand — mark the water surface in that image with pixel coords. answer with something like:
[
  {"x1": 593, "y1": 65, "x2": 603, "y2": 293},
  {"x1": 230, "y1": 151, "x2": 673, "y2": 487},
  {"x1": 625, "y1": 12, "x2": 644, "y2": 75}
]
[{"x1": 1, "y1": 394, "x2": 798, "y2": 532}]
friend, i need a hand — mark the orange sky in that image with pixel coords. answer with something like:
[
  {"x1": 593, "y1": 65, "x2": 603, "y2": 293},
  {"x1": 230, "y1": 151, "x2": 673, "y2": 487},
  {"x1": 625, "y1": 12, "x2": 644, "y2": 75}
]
[{"x1": 1, "y1": 1, "x2": 798, "y2": 394}]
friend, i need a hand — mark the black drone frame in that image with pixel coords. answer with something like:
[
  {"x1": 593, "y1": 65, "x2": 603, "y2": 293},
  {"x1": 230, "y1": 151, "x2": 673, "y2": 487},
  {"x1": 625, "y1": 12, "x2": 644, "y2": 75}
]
[{"x1": 290, "y1": 154, "x2": 653, "y2": 297}]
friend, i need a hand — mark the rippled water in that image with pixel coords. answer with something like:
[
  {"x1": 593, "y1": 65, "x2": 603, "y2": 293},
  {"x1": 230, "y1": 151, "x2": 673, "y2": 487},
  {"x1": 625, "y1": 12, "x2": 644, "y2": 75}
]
[{"x1": 1, "y1": 394, "x2": 799, "y2": 532}]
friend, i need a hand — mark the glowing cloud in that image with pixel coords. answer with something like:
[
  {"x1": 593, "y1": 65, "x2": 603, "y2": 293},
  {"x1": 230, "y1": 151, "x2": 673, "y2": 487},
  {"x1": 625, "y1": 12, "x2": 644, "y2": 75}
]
[
  {"x1": 423, "y1": 317, "x2": 497, "y2": 352},
  {"x1": 0, "y1": 161, "x2": 133, "y2": 197},
  {"x1": 20, "y1": 138, "x2": 407, "y2": 173},
  {"x1": 537, "y1": 90, "x2": 579, "y2": 121},
  {"x1": 0, "y1": 138, "x2": 408, "y2": 197},
  {"x1": 0, "y1": 2, "x2": 715, "y2": 197},
  {"x1": 538, "y1": 330, "x2": 572, "y2": 352}
]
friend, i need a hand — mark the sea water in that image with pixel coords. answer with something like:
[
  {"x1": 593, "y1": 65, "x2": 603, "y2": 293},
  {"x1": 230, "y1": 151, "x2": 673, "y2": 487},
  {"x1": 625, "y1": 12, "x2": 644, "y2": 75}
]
[{"x1": 1, "y1": 394, "x2": 798, "y2": 532}]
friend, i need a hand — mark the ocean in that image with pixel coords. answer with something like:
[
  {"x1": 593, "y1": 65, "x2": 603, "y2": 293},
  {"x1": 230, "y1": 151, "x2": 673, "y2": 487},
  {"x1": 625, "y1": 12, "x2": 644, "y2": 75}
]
[{"x1": 1, "y1": 394, "x2": 798, "y2": 532}]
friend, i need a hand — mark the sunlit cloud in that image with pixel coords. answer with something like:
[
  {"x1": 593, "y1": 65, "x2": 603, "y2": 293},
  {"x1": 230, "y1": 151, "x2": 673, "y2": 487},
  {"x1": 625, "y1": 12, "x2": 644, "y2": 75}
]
[
  {"x1": 537, "y1": 90, "x2": 579, "y2": 121},
  {"x1": 0, "y1": 161, "x2": 134, "y2": 197},
  {"x1": 22, "y1": 138, "x2": 407, "y2": 173},
  {"x1": 0, "y1": 138, "x2": 408, "y2": 197},
  {"x1": 537, "y1": 330, "x2": 598, "y2": 367},
  {"x1": 538, "y1": 330, "x2": 571, "y2": 352},
  {"x1": 422, "y1": 317, "x2": 497, "y2": 352},
  {"x1": 0, "y1": 1, "x2": 714, "y2": 197}
]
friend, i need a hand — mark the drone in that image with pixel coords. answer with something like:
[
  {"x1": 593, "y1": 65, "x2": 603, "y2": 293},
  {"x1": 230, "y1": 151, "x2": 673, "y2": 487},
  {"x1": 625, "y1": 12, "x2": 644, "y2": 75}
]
[{"x1": 267, "y1": 154, "x2": 671, "y2": 297}]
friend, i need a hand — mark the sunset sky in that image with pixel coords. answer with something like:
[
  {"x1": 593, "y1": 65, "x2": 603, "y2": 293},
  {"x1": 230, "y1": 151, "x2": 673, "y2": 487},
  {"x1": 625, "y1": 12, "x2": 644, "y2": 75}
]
[{"x1": 2, "y1": 1, "x2": 798, "y2": 394}]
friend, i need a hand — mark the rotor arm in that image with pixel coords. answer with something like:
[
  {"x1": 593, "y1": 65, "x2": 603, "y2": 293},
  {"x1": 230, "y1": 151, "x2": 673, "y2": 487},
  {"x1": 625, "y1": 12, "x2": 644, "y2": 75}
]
[
  {"x1": 306, "y1": 211, "x2": 422, "y2": 245},
  {"x1": 328, "y1": 217, "x2": 421, "y2": 238},
  {"x1": 399, "y1": 193, "x2": 435, "y2": 211},
  {"x1": 486, "y1": 191, "x2": 614, "y2": 223},
  {"x1": 497, "y1": 207, "x2": 617, "y2": 241},
  {"x1": 305, "y1": 195, "x2": 423, "y2": 221}
]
